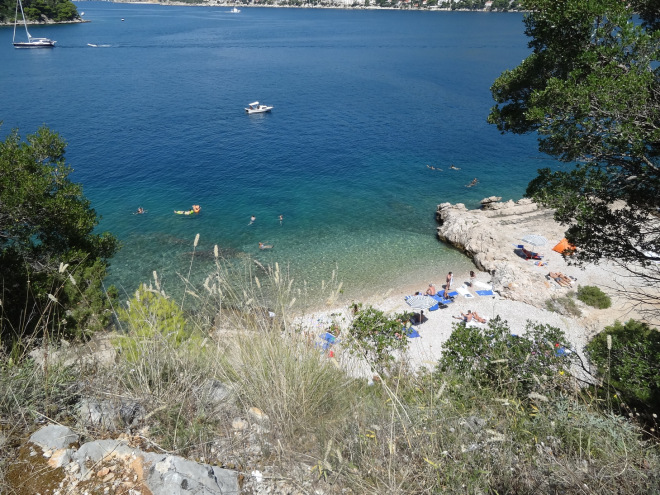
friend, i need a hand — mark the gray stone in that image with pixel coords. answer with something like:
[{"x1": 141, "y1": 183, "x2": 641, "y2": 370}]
[
  {"x1": 30, "y1": 425, "x2": 79, "y2": 450},
  {"x1": 203, "y1": 379, "x2": 232, "y2": 404},
  {"x1": 142, "y1": 453, "x2": 240, "y2": 495},
  {"x1": 78, "y1": 398, "x2": 120, "y2": 430},
  {"x1": 119, "y1": 401, "x2": 145, "y2": 428}
]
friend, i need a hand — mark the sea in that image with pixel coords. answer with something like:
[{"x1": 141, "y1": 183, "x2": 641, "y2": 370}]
[{"x1": 0, "y1": 4, "x2": 549, "y2": 304}]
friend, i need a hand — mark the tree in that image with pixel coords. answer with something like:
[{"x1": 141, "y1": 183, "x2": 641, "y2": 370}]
[
  {"x1": 586, "y1": 319, "x2": 660, "y2": 410},
  {"x1": 488, "y1": 0, "x2": 660, "y2": 322},
  {"x1": 0, "y1": 126, "x2": 119, "y2": 349}
]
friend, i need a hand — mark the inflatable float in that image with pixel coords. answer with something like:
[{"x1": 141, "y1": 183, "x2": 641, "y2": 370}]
[{"x1": 174, "y1": 204, "x2": 201, "y2": 215}]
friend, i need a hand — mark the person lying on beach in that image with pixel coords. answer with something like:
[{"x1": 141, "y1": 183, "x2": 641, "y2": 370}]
[
  {"x1": 425, "y1": 284, "x2": 436, "y2": 296},
  {"x1": 548, "y1": 272, "x2": 572, "y2": 287},
  {"x1": 259, "y1": 242, "x2": 273, "y2": 250},
  {"x1": 472, "y1": 311, "x2": 487, "y2": 323}
]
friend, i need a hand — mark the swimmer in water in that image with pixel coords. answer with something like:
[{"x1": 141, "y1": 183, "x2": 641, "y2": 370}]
[
  {"x1": 259, "y1": 242, "x2": 273, "y2": 250},
  {"x1": 249, "y1": 215, "x2": 256, "y2": 225}
]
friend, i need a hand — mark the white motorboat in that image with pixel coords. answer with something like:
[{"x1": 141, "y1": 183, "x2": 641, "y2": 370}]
[
  {"x1": 245, "y1": 102, "x2": 273, "y2": 114},
  {"x1": 229, "y1": 7, "x2": 241, "y2": 13},
  {"x1": 12, "y1": 0, "x2": 56, "y2": 48}
]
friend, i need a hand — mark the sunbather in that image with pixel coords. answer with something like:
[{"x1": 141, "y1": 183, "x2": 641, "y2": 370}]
[
  {"x1": 425, "y1": 283, "x2": 436, "y2": 296},
  {"x1": 522, "y1": 247, "x2": 542, "y2": 260},
  {"x1": 453, "y1": 310, "x2": 473, "y2": 322},
  {"x1": 548, "y1": 272, "x2": 572, "y2": 287},
  {"x1": 472, "y1": 311, "x2": 487, "y2": 323}
]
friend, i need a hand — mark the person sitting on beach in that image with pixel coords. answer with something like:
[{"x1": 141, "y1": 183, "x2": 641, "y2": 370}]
[
  {"x1": 425, "y1": 283, "x2": 436, "y2": 296},
  {"x1": 548, "y1": 272, "x2": 572, "y2": 287},
  {"x1": 453, "y1": 310, "x2": 473, "y2": 322},
  {"x1": 259, "y1": 242, "x2": 273, "y2": 250}
]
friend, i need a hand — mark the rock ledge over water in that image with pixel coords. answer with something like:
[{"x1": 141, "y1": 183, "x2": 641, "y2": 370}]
[{"x1": 435, "y1": 198, "x2": 573, "y2": 306}]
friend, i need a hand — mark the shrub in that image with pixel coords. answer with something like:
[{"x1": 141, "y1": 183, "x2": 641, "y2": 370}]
[
  {"x1": 586, "y1": 319, "x2": 660, "y2": 409},
  {"x1": 436, "y1": 316, "x2": 575, "y2": 397},
  {"x1": 114, "y1": 283, "x2": 198, "y2": 362},
  {"x1": 345, "y1": 304, "x2": 411, "y2": 374},
  {"x1": 546, "y1": 292, "x2": 582, "y2": 317},
  {"x1": 577, "y1": 285, "x2": 612, "y2": 309}
]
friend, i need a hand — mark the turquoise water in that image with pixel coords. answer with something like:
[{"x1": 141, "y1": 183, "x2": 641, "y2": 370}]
[{"x1": 0, "y1": 5, "x2": 545, "y2": 301}]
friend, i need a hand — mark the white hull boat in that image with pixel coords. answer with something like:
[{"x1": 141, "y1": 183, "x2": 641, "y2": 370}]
[
  {"x1": 245, "y1": 101, "x2": 273, "y2": 114},
  {"x1": 12, "y1": 0, "x2": 56, "y2": 48}
]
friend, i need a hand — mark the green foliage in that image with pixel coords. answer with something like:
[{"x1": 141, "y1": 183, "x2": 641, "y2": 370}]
[
  {"x1": 577, "y1": 285, "x2": 612, "y2": 309},
  {"x1": 0, "y1": 126, "x2": 119, "y2": 350},
  {"x1": 488, "y1": 0, "x2": 660, "y2": 273},
  {"x1": 586, "y1": 319, "x2": 660, "y2": 409},
  {"x1": 436, "y1": 316, "x2": 575, "y2": 397},
  {"x1": 115, "y1": 284, "x2": 193, "y2": 362},
  {"x1": 545, "y1": 292, "x2": 582, "y2": 317},
  {"x1": 0, "y1": 0, "x2": 79, "y2": 22},
  {"x1": 346, "y1": 304, "x2": 411, "y2": 374}
]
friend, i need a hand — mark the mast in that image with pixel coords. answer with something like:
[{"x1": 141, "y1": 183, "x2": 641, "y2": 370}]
[{"x1": 16, "y1": 0, "x2": 32, "y2": 42}]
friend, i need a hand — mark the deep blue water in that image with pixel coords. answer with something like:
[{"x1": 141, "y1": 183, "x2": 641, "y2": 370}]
[{"x1": 0, "y1": 4, "x2": 546, "y2": 301}]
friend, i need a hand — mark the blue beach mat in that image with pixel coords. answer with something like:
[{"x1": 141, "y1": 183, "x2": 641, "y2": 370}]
[
  {"x1": 405, "y1": 326, "x2": 421, "y2": 338},
  {"x1": 431, "y1": 294, "x2": 454, "y2": 305},
  {"x1": 476, "y1": 290, "x2": 494, "y2": 296},
  {"x1": 428, "y1": 303, "x2": 440, "y2": 311}
]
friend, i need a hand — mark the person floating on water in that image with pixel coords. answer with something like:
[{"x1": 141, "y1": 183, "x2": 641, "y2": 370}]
[
  {"x1": 279, "y1": 214, "x2": 283, "y2": 225},
  {"x1": 259, "y1": 242, "x2": 273, "y2": 250},
  {"x1": 449, "y1": 164, "x2": 460, "y2": 170},
  {"x1": 466, "y1": 178, "x2": 478, "y2": 188},
  {"x1": 174, "y1": 204, "x2": 201, "y2": 215},
  {"x1": 135, "y1": 207, "x2": 145, "y2": 214},
  {"x1": 249, "y1": 215, "x2": 256, "y2": 226}
]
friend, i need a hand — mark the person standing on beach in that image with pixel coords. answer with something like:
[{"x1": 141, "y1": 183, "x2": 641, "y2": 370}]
[{"x1": 446, "y1": 271, "x2": 453, "y2": 290}]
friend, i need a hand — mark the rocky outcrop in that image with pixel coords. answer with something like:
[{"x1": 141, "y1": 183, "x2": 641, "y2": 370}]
[
  {"x1": 436, "y1": 198, "x2": 570, "y2": 306},
  {"x1": 20, "y1": 425, "x2": 239, "y2": 494}
]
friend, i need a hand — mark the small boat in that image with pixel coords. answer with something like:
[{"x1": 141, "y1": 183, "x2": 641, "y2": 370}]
[
  {"x1": 12, "y1": 0, "x2": 55, "y2": 48},
  {"x1": 229, "y1": 7, "x2": 241, "y2": 13},
  {"x1": 245, "y1": 102, "x2": 273, "y2": 114}
]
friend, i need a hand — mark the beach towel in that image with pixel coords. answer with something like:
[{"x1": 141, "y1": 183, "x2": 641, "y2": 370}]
[
  {"x1": 428, "y1": 303, "x2": 440, "y2": 312},
  {"x1": 476, "y1": 289, "x2": 494, "y2": 296},
  {"x1": 474, "y1": 281, "x2": 492, "y2": 290},
  {"x1": 405, "y1": 326, "x2": 421, "y2": 338},
  {"x1": 448, "y1": 291, "x2": 459, "y2": 298},
  {"x1": 457, "y1": 287, "x2": 474, "y2": 298},
  {"x1": 431, "y1": 294, "x2": 454, "y2": 305}
]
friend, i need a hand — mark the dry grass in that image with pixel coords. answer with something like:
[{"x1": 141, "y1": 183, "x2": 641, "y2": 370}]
[{"x1": 1, "y1": 234, "x2": 659, "y2": 494}]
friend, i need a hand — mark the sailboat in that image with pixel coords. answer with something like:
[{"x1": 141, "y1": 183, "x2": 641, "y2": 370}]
[{"x1": 13, "y1": 0, "x2": 56, "y2": 48}]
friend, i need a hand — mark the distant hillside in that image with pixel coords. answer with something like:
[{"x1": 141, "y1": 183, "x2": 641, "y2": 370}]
[{"x1": 0, "y1": 0, "x2": 80, "y2": 23}]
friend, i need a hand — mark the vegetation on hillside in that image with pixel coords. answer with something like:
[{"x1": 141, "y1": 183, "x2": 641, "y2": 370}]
[
  {"x1": 1, "y1": 246, "x2": 659, "y2": 493},
  {"x1": 0, "y1": 0, "x2": 79, "y2": 23},
  {"x1": 0, "y1": 126, "x2": 119, "y2": 352},
  {"x1": 489, "y1": 0, "x2": 660, "y2": 320}
]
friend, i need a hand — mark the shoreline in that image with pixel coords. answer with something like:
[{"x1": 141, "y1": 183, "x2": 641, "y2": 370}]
[{"x1": 297, "y1": 198, "x2": 654, "y2": 372}]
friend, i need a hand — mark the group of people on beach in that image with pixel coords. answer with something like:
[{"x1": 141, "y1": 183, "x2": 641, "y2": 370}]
[{"x1": 417, "y1": 270, "x2": 488, "y2": 324}]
